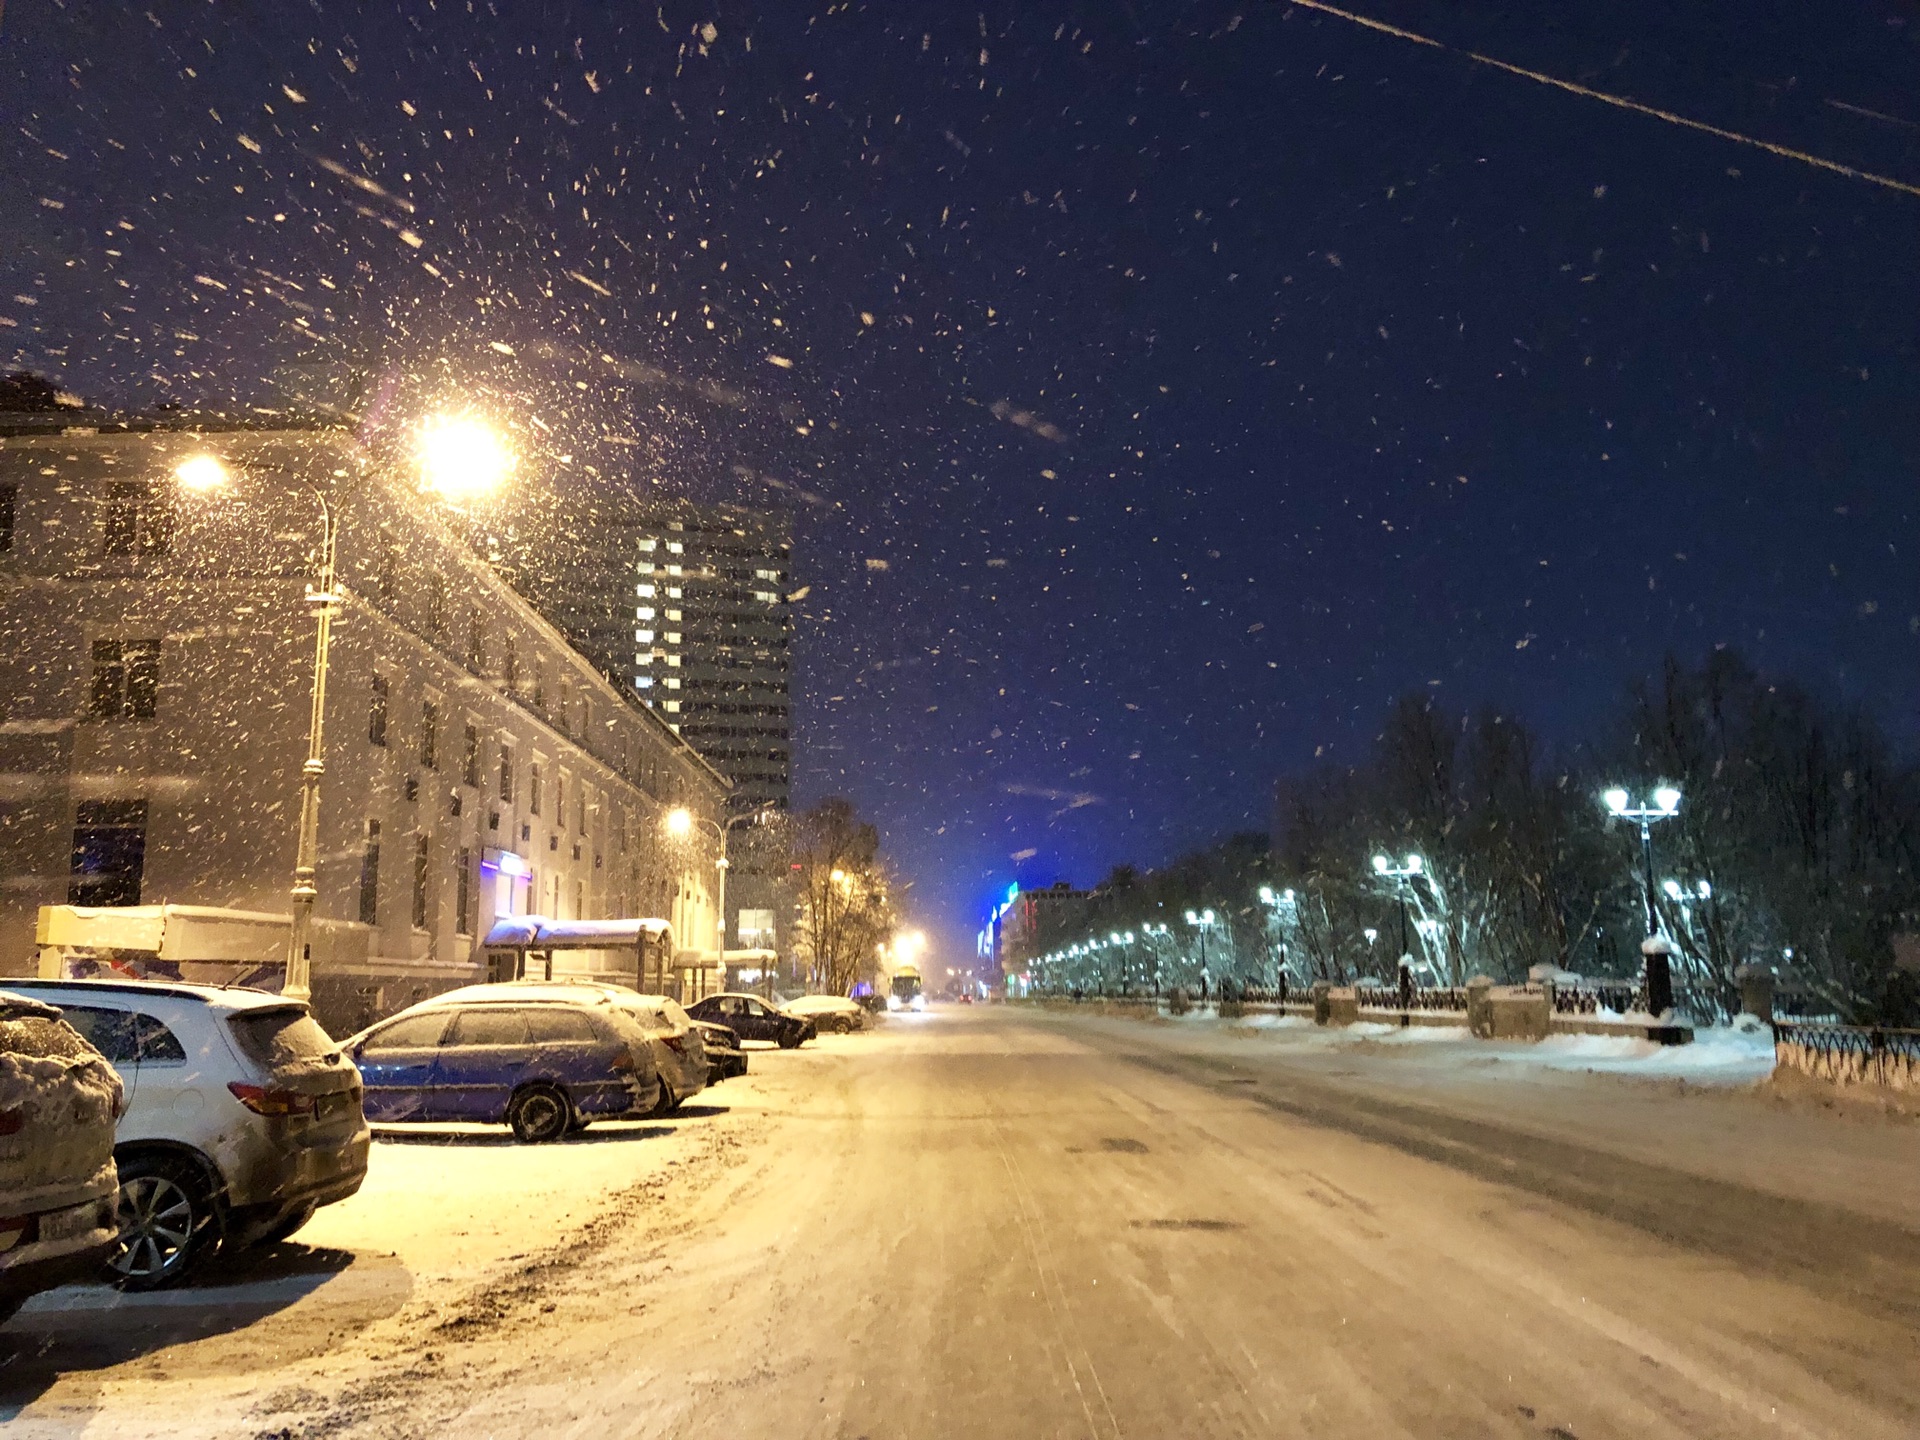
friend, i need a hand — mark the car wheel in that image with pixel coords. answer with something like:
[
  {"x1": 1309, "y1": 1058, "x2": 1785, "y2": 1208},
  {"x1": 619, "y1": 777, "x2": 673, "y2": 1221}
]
[
  {"x1": 252, "y1": 1201, "x2": 317, "y2": 1249},
  {"x1": 778, "y1": 1028, "x2": 801, "y2": 1049},
  {"x1": 507, "y1": 1085, "x2": 571, "y2": 1143},
  {"x1": 111, "y1": 1154, "x2": 216, "y2": 1290}
]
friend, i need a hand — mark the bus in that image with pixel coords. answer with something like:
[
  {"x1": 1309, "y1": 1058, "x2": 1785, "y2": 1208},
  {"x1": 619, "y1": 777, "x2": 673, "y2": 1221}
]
[{"x1": 887, "y1": 961, "x2": 925, "y2": 1012}]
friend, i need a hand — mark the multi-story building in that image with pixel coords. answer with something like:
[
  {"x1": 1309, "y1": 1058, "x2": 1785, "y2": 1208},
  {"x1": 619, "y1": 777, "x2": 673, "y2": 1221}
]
[
  {"x1": 489, "y1": 496, "x2": 794, "y2": 960},
  {"x1": 991, "y1": 881, "x2": 1092, "y2": 987},
  {"x1": 0, "y1": 412, "x2": 729, "y2": 1035}
]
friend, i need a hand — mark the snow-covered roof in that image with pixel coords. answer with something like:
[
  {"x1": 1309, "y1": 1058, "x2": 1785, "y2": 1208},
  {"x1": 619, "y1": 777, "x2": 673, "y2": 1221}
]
[{"x1": 481, "y1": 916, "x2": 674, "y2": 949}]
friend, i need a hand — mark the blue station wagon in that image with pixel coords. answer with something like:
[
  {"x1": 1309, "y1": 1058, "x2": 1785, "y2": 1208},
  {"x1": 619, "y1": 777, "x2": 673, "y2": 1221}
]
[{"x1": 346, "y1": 999, "x2": 663, "y2": 1143}]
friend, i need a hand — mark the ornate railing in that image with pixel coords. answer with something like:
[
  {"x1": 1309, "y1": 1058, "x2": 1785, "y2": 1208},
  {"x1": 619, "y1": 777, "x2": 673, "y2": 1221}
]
[
  {"x1": 1354, "y1": 984, "x2": 1470, "y2": 1013},
  {"x1": 1773, "y1": 1021, "x2": 1920, "y2": 1094}
]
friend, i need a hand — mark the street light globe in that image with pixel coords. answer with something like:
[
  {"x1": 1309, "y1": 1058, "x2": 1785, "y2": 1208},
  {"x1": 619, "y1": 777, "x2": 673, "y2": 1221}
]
[
  {"x1": 1201, "y1": 909, "x2": 1216, "y2": 924},
  {"x1": 174, "y1": 453, "x2": 230, "y2": 492},
  {"x1": 417, "y1": 413, "x2": 513, "y2": 503},
  {"x1": 1373, "y1": 854, "x2": 1391, "y2": 873},
  {"x1": 1184, "y1": 910, "x2": 1199, "y2": 924},
  {"x1": 1654, "y1": 786, "x2": 1683, "y2": 815},
  {"x1": 1283, "y1": 889, "x2": 1296, "y2": 903},
  {"x1": 1405, "y1": 854, "x2": 1424, "y2": 874},
  {"x1": 1603, "y1": 788, "x2": 1630, "y2": 815},
  {"x1": 664, "y1": 806, "x2": 694, "y2": 838},
  {"x1": 1259, "y1": 886, "x2": 1275, "y2": 904},
  {"x1": 1662, "y1": 879, "x2": 1683, "y2": 900}
]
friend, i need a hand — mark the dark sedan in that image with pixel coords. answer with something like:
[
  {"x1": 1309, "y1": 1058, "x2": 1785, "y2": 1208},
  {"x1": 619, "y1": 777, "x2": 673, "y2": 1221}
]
[
  {"x1": 685, "y1": 993, "x2": 814, "y2": 1049},
  {"x1": 689, "y1": 1020, "x2": 748, "y2": 1081}
]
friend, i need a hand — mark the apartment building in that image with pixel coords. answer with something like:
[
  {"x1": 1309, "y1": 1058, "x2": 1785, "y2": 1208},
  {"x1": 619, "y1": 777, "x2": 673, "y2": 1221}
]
[{"x1": 0, "y1": 413, "x2": 728, "y2": 1034}]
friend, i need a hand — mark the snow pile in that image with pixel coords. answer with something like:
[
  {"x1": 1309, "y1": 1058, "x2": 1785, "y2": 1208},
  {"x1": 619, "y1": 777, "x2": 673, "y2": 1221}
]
[{"x1": 1489, "y1": 1025, "x2": 1775, "y2": 1082}]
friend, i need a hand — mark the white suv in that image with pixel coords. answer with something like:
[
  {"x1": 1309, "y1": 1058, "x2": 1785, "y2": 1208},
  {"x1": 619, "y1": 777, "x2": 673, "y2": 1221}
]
[{"x1": 4, "y1": 980, "x2": 370, "y2": 1289}]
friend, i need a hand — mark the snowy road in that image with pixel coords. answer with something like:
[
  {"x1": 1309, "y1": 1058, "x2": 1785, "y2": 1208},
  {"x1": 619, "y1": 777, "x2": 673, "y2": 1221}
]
[{"x1": 5, "y1": 1006, "x2": 1918, "y2": 1438}]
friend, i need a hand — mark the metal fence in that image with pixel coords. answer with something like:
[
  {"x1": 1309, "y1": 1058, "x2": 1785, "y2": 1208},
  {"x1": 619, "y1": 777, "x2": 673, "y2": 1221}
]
[
  {"x1": 1773, "y1": 1021, "x2": 1920, "y2": 1094},
  {"x1": 1354, "y1": 984, "x2": 1470, "y2": 1013}
]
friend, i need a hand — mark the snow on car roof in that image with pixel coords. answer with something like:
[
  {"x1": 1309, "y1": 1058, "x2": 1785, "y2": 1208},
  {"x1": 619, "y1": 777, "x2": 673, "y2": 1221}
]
[{"x1": 4, "y1": 977, "x2": 305, "y2": 1012}]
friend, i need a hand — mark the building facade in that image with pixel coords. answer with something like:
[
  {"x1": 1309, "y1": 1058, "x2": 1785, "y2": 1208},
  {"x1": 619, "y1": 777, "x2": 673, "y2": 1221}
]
[
  {"x1": 489, "y1": 495, "x2": 794, "y2": 958},
  {"x1": 0, "y1": 416, "x2": 729, "y2": 1035}
]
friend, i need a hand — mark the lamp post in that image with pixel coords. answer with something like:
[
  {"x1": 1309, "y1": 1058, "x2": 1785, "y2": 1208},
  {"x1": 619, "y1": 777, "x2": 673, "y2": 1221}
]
[
  {"x1": 1371, "y1": 853, "x2": 1424, "y2": 990},
  {"x1": 1183, "y1": 908, "x2": 1216, "y2": 1000},
  {"x1": 173, "y1": 415, "x2": 511, "y2": 1003},
  {"x1": 667, "y1": 803, "x2": 776, "y2": 991},
  {"x1": 1603, "y1": 786, "x2": 1682, "y2": 1018}
]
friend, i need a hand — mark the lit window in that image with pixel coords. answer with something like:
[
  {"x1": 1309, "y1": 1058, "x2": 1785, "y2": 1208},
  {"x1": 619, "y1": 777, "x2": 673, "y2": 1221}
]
[
  {"x1": 636, "y1": 654, "x2": 653, "y2": 666},
  {"x1": 666, "y1": 564, "x2": 682, "y2": 576},
  {"x1": 666, "y1": 609, "x2": 682, "y2": 621},
  {"x1": 639, "y1": 539, "x2": 657, "y2": 552},
  {"x1": 667, "y1": 541, "x2": 684, "y2": 554},
  {"x1": 635, "y1": 676, "x2": 654, "y2": 689},
  {"x1": 666, "y1": 677, "x2": 681, "y2": 689},
  {"x1": 636, "y1": 629, "x2": 654, "y2": 643},
  {"x1": 636, "y1": 606, "x2": 655, "y2": 620},
  {"x1": 667, "y1": 587, "x2": 682, "y2": 599},
  {"x1": 665, "y1": 632, "x2": 681, "y2": 644},
  {"x1": 755, "y1": 569, "x2": 779, "y2": 581},
  {"x1": 667, "y1": 655, "x2": 681, "y2": 667},
  {"x1": 755, "y1": 590, "x2": 778, "y2": 603},
  {"x1": 664, "y1": 701, "x2": 681, "y2": 714},
  {"x1": 638, "y1": 562, "x2": 655, "y2": 574},
  {"x1": 638, "y1": 584, "x2": 656, "y2": 597}
]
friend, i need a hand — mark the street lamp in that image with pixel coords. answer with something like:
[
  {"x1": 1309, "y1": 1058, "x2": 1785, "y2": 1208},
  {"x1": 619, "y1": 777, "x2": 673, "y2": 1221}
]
[
  {"x1": 173, "y1": 421, "x2": 511, "y2": 1002},
  {"x1": 1371, "y1": 853, "x2": 1424, "y2": 978},
  {"x1": 1184, "y1": 908, "x2": 1216, "y2": 998},
  {"x1": 665, "y1": 802, "x2": 777, "y2": 989},
  {"x1": 1603, "y1": 785, "x2": 1682, "y2": 1017}
]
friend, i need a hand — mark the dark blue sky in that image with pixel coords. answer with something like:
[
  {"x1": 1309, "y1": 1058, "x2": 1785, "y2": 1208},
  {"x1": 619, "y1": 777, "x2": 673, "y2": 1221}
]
[{"x1": 6, "y1": 2, "x2": 1918, "y2": 963}]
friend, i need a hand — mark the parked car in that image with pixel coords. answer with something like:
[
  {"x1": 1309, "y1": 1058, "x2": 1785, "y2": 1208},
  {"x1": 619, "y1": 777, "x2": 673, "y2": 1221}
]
[
  {"x1": 5, "y1": 979, "x2": 368, "y2": 1289},
  {"x1": 1, "y1": 992, "x2": 122, "y2": 1326},
  {"x1": 347, "y1": 989, "x2": 668, "y2": 1141},
  {"x1": 780, "y1": 994, "x2": 867, "y2": 1034},
  {"x1": 689, "y1": 1020, "x2": 747, "y2": 1082},
  {"x1": 685, "y1": 993, "x2": 815, "y2": 1049},
  {"x1": 409, "y1": 982, "x2": 709, "y2": 1113}
]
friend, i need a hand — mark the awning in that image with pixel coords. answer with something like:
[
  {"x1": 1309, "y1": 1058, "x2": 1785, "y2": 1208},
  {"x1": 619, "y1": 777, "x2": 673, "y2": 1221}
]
[{"x1": 482, "y1": 915, "x2": 674, "y2": 950}]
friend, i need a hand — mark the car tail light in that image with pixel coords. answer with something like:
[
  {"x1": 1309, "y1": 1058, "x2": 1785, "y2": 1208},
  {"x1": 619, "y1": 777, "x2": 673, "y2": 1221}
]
[
  {"x1": 0, "y1": 1108, "x2": 22, "y2": 1137},
  {"x1": 611, "y1": 1048, "x2": 638, "y2": 1073},
  {"x1": 227, "y1": 1082, "x2": 317, "y2": 1116},
  {"x1": 662, "y1": 1034, "x2": 687, "y2": 1055}
]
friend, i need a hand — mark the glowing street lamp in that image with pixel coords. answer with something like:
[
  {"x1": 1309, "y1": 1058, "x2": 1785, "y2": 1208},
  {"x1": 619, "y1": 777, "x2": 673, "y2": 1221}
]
[
  {"x1": 665, "y1": 802, "x2": 777, "y2": 984},
  {"x1": 173, "y1": 453, "x2": 231, "y2": 492},
  {"x1": 1371, "y1": 853, "x2": 1424, "y2": 972},
  {"x1": 417, "y1": 414, "x2": 514, "y2": 504},
  {"x1": 1603, "y1": 785, "x2": 1683, "y2": 1017}
]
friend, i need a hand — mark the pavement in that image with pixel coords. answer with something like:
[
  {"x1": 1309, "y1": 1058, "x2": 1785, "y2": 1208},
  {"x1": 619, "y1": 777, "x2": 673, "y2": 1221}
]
[{"x1": 3, "y1": 1005, "x2": 1917, "y2": 1438}]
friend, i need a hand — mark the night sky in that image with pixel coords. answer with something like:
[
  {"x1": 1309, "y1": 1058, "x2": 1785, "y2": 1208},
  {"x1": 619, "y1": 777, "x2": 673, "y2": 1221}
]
[{"x1": 6, "y1": 2, "x2": 1919, "y2": 963}]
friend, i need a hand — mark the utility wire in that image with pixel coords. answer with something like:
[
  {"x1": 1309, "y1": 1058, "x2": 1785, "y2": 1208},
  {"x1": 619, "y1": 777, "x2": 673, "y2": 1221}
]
[{"x1": 1283, "y1": 0, "x2": 1920, "y2": 200}]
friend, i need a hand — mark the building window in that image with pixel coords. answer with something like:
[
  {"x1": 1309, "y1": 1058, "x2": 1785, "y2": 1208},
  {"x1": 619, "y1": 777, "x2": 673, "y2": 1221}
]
[
  {"x1": 455, "y1": 846, "x2": 473, "y2": 935},
  {"x1": 462, "y1": 725, "x2": 480, "y2": 788},
  {"x1": 555, "y1": 773, "x2": 565, "y2": 823},
  {"x1": 68, "y1": 799, "x2": 148, "y2": 907},
  {"x1": 426, "y1": 572, "x2": 449, "y2": 640},
  {"x1": 529, "y1": 763, "x2": 542, "y2": 816},
  {"x1": 498, "y1": 746, "x2": 514, "y2": 803},
  {"x1": 576, "y1": 787, "x2": 587, "y2": 836},
  {"x1": 102, "y1": 481, "x2": 171, "y2": 557},
  {"x1": 358, "y1": 820, "x2": 381, "y2": 926},
  {"x1": 467, "y1": 607, "x2": 487, "y2": 673},
  {"x1": 88, "y1": 638, "x2": 160, "y2": 720},
  {"x1": 420, "y1": 702, "x2": 439, "y2": 770},
  {"x1": 0, "y1": 483, "x2": 15, "y2": 552},
  {"x1": 533, "y1": 665, "x2": 546, "y2": 711},
  {"x1": 368, "y1": 674, "x2": 389, "y2": 746},
  {"x1": 378, "y1": 542, "x2": 400, "y2": 604},
  {"x1": 411, "y1": 831, "x2": 430, "y2": 929},
  {"x1": 503, "y1": 634, "x2": 519, "y2": 694}
]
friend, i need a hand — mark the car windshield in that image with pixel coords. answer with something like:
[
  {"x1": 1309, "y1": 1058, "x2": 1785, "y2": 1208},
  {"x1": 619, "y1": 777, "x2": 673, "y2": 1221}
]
[{"x1": 227, "y1": 1007, "x2": 338, "y2": 1066}]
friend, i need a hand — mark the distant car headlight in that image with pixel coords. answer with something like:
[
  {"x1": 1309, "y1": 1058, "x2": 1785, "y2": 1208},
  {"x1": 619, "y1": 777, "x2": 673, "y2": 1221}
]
[
  {"x1": 886, "y1": 995, "x2": 902, "y2": 1011},
  {"x1": 911, "y1": 994, "x2": 927, "y2": 1012}
]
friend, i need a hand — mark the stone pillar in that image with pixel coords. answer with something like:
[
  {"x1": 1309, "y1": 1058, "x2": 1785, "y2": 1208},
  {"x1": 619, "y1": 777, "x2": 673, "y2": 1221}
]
[
  {"x1": 1466, "y1": 975, "x2": 1495, "y2": 1039},
  {"x1": 1735, "y1": 963, "x2": 1775, "y2": 1022},
  {"x1": 1311, "y1": 979, "x2": 1332, "y2": 1026},
  {"x1": 1641, "y1": 936, "x2": 1674, "y2": 1019}
]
